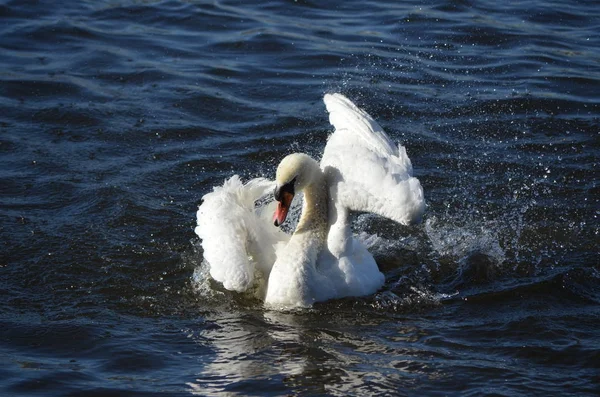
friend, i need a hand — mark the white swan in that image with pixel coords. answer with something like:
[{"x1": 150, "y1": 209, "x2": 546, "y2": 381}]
[{"x1": 195, "y1": 93, "x2": 425, "y2": 308}]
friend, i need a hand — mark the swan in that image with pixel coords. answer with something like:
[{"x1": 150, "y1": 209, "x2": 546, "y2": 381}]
[{"x1": 195, "y1": 93, "x2": 425, "y2": 308}]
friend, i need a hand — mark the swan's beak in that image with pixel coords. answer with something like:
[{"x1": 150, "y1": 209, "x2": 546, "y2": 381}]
[
  {"x1": 273, "y1": 181, "x2": 295, "y2": 227},
  {"x1": 273, "y1": 191, "x2": 293, "y2": 227}
]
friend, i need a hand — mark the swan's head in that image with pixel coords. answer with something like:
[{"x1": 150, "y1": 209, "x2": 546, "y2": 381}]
[{"x1": 273, "y1": 153, "x2": 320, "y2": 227}]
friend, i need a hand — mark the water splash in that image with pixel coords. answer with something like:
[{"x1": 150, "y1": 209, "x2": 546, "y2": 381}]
[{"x1": 425, "y1": 215, "x2": 506, "y2": 265}]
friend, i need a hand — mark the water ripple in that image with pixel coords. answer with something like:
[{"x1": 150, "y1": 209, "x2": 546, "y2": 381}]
[{"x1": 0, "y1": 0, "x2": 598, "y2": 395}]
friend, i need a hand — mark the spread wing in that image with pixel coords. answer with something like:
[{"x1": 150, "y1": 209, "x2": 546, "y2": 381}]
[
  {"x1": 321, "y1": 93, "x2": 425, "y2": 226},
  {"x1": 195, "y1": 175, "x2": 289, "y2": 292}
]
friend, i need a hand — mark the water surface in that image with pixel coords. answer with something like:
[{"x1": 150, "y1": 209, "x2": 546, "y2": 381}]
[{"x1": 1, "y1": 0, "x2": 598, "y2": 395}]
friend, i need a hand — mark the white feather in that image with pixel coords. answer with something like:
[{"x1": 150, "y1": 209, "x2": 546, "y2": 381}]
[
  {"x1": 322, "y1": 93, "x2": 425, "y2": 226},
  {"x1": 195, "y1": 94, "x2": 425, "y2": 308},
  {"x1": 195, "y1": 176, "x2": 288, "y2": 292}
]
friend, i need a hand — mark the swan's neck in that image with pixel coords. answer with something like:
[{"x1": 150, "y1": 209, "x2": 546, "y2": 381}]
[
  {"x1": 265, "y1": 171, "x2": 329, "y2": 307},
  {"x1": 295, "y1": 171, "x2": 328, "y2": 240}
]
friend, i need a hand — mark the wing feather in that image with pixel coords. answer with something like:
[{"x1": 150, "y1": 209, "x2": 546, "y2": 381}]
[
  {"x1": 195, "y1": 175, "x2": 288, "y2": 292},
  {"x1": 321, "y1": 93, "x2": 425, "y2": 226}
]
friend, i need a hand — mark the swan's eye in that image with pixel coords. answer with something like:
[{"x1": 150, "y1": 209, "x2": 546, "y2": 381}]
[{"x1": 274, "y1": 177, "x2": 296, "y2": 202}]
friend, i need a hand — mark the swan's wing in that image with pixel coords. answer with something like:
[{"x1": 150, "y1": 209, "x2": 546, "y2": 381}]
[
  {"x1": 321, "y1": 93, "x2": 425, "y2": 225},
  {"x1": 195, "y1": 175, "x2": 289, "y2": 292}
]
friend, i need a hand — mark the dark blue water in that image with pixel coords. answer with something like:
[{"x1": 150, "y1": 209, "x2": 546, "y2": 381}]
[{"x1": 1, "y1": 0, "x2": 598, "y2": 395}]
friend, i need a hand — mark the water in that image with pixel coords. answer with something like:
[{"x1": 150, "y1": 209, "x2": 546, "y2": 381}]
[{"x1": 1, "y1": 0, "x2": 598, "y2": 395}]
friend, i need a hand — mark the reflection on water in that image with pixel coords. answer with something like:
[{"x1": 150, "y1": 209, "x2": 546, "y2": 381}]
[
  {"x1": 185, "y1": 309, "x2": 450, "y2": 395},
  {"x1": 186, "y1": 312, "x2": 313, "y2": 395}
]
